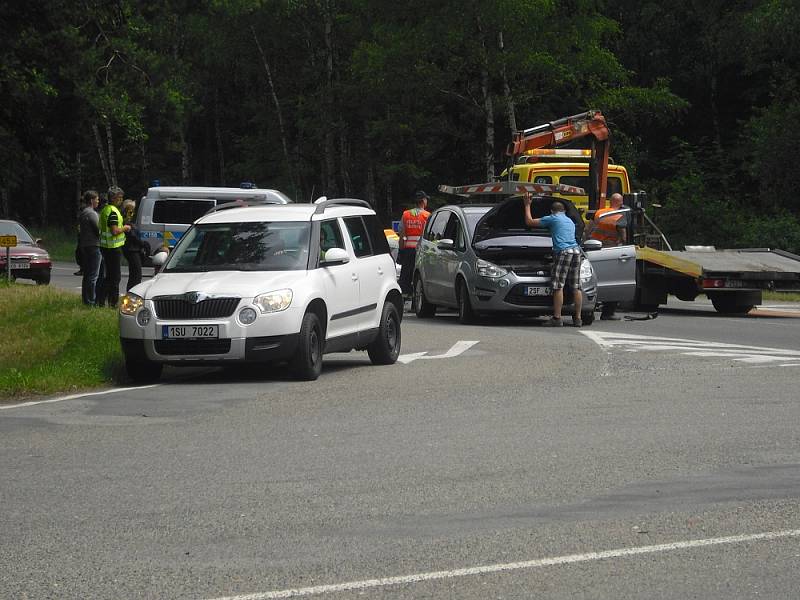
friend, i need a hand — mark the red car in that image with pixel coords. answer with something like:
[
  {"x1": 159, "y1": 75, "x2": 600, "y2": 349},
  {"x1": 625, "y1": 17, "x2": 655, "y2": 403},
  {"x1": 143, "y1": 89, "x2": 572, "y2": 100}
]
[{"x1": 0, "y1": 220, "x2": 52, "y2": 285}]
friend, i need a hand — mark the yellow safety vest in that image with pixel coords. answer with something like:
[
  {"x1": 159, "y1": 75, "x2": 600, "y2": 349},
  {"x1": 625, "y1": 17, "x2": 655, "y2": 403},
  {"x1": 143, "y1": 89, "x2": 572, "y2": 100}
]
[{"x1": 99, "y1": 204, "x2": 125, "y2": 249}]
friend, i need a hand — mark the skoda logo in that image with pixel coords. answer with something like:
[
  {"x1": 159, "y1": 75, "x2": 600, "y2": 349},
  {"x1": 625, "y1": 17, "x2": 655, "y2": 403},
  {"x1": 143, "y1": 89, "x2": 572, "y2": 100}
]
[{"x1": 185, "y1": 291, "x2": 207, "y2": 304}]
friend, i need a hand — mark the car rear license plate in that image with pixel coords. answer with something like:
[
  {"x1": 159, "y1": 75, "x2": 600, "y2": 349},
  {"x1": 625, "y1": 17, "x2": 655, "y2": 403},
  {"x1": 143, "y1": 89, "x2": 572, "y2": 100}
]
[
  {"x1": 524, "y1": 286, "x2": 551, "y2": 296},
  {"x1": 162, "y1": 325, "x2": 219, "y2": 339},
  {"x1": 10, "y1": 262, "x2": 30, "y2": 269}
]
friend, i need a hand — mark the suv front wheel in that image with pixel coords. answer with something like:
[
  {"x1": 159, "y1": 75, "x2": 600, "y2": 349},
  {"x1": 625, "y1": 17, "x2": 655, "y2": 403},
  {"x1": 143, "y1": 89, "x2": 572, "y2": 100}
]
[
  {"x1": 367, "y1": 302, "x2": 401, "y2": 365},
  {"x1": 290, "y1": 312, "x2": 323, "y2": 380}
]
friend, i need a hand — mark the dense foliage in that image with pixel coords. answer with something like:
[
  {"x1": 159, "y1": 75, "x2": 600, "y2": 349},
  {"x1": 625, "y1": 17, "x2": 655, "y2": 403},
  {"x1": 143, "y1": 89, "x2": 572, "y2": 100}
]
[{"x1": 2, "y1": 0, "x2": 799, "y2": 250}]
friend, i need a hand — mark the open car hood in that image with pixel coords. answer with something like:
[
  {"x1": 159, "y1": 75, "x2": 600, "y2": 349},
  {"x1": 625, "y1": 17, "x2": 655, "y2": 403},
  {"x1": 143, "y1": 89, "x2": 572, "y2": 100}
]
[{"x1": 472, "y1": 195, "x2": 584, "y2": 249}]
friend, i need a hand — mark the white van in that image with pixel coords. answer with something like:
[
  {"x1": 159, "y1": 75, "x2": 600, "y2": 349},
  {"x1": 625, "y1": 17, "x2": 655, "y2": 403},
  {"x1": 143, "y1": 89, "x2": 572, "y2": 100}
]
[{"x1": 136, "y1": 186, "x2": 292, "y2": 257}]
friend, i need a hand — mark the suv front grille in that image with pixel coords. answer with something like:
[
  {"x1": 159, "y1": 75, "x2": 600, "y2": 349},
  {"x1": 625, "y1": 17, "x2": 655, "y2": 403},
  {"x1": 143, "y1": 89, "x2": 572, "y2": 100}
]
[
  {"x1": 153, "y1": 297, "x2": 240, "y2": 319},
  {"x1": 154, "y1": 339, "x2": 232, "y2": 355}
]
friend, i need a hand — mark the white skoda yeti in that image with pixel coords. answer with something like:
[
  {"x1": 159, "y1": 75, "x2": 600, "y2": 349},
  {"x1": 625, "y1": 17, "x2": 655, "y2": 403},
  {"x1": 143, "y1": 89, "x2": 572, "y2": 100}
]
[{"x1": 119, "y1": 198, "x2": 403, "y2": 381}]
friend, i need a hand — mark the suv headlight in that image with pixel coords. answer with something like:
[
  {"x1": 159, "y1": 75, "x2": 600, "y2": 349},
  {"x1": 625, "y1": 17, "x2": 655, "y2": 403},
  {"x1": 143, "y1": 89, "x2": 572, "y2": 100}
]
[
  {"x1": 253, "y1": 289, "x2": 293, "y2": 313},
  {"x1": 476, "y1": 258, "x2": 508, "y2": 279},
  {"x1": 580, "y1": 260, "x2": 594, "y2": 282},
  {"x1": 120, "y1": 292, "x2": 144, "y2": 315}
]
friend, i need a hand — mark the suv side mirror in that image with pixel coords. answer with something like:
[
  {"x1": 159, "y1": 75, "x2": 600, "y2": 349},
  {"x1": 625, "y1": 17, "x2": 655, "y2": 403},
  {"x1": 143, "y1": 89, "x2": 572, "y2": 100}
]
[
  {"x1": 322, "y1": 247, "x2": 349, "y2": 265},
  {"x1": 582, "y1": 239, "x2": 602, "y2": 252},
  {"x1": 437, "y1": 238, "x2": 455, "y2": 250},
  {"x1": 35, "y1": 238, "x2": 43, "y2": 246}
]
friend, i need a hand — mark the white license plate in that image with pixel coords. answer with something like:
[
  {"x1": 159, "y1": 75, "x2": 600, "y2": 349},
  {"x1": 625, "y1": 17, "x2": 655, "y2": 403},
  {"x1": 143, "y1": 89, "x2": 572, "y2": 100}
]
[
  {"x1": 162, "y1": 324, "x2": 219, "y2": 339},
  {"x1": 10, "y1": 263, "x2": 30, "y2": 269},
  {"x1": 524, "y1": 286, "x2": 551, "y2": 296}
]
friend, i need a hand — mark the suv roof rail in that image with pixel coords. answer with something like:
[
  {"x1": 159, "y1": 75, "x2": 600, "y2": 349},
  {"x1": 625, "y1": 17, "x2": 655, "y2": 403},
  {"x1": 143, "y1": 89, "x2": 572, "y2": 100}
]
[
  {"x1": 313, "y1": 198, "x2": 372, "y2": 214},
  {"x1": 205, "y1": 198, "x2": 287, "y2": 215}
]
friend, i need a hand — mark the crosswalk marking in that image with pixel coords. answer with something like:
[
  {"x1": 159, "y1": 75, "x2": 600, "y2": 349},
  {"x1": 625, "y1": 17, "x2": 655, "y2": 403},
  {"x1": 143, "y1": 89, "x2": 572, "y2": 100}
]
[{"x1": 580, "y1": 331, "x2": 800, "y2": 365}]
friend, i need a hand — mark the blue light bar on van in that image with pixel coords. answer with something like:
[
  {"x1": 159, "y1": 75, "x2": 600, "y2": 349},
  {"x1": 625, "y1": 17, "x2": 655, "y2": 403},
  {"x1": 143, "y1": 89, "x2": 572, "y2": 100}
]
[
  {"x1": 240, "y1": 182, "x2": 256, "y2": 189},
  {"x1": 151, "y1": 179, "x2": 160, "y2": 187}
]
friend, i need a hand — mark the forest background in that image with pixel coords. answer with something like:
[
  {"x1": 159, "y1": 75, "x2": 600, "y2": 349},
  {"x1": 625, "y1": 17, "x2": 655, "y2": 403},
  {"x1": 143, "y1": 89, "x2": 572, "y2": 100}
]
[{"x1": 2, "y1": 0, "x2": 799, "y2": 252}]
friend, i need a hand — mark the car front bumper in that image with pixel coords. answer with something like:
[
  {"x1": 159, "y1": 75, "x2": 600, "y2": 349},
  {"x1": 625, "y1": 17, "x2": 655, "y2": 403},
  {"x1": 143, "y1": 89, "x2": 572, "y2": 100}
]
[{"x1": 468, "y1": 274, "x2": 597, "y2": 316}]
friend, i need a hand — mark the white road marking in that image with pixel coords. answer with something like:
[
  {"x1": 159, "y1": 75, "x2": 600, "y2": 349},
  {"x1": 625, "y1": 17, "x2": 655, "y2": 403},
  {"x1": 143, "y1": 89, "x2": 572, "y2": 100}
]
[
  {"x1": 398, "y1": 340, "x2": 479, "y2": 364},
  {"x1": 581, "y1": 331, "x2": 800, "y2": 364},
  {"x1": 205, "y1": 529, "x2": 800, "y2": 600},
  {"x1": 0, "y1": 384, "x2": 161, "y2": 411}
]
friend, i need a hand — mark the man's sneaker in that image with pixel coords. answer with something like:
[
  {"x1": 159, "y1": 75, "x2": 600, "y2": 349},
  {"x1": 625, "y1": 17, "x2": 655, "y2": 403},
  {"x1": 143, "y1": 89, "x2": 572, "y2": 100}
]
[
  {"x1": 572, "y1": 318, "x2": 582, "y2": 327},
  {"x1": 541, "y1": 317, "x2": 563, "y2": 327},
  {"x1": 600, "y1": 314, "x2": 621, "y2": 321}
]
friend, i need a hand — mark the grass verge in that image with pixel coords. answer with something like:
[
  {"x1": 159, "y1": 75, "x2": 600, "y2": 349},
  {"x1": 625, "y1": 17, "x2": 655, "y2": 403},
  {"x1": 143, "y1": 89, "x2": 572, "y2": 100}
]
[
  {"x1": 30, "y1": 226, "x2": 77, "y2": 263},
  {"x1": 763, "y1": 290, "x2": 800, "y2": 302},
  {"x1": 0, "y1": 282, "x2": 123, "y2": 401}
]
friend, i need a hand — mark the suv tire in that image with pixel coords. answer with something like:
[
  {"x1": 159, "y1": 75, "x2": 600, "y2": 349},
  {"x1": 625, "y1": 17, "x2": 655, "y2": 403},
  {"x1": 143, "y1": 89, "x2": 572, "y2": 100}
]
[
  {"x1": 367, "y1": 302, "x2": 401, "y2": 365},
  {"x1": 290, "y1": 312, "x2": 323, "y2": 380},
  {"x1": 413, "y1": 275, "x2": 436, "y2": 318},
  {"x1": 125, "y1": 356, "x2": 163, "y2": 383}
]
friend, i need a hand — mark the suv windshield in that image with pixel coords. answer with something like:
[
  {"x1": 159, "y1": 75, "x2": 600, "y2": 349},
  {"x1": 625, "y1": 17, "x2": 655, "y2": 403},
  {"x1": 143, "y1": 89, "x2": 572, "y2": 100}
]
[{"x1": 165, "y1": 222, "x2": 311, "y2": 272}]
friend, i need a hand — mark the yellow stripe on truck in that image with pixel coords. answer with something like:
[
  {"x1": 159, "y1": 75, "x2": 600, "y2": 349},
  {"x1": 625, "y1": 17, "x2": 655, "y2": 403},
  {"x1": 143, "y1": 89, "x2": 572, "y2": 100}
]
[{"x1": 636, "y1": 246, "x2": 704, "y2": 278}]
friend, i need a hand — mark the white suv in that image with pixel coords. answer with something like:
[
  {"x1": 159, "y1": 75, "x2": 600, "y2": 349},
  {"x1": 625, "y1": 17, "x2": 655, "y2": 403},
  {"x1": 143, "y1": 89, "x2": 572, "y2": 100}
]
[{"x1": 119, "y1": 198, "x2": 403, "y2": 381}]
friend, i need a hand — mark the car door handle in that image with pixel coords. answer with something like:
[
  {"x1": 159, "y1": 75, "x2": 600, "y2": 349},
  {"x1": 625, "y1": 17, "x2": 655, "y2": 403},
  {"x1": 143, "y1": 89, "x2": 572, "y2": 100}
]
[
  {"x1": 377, "y1": 266, "x2": 384, "y2": 275},
  {"x1": 619, "y1": 254, "x2": 633, "y2": 261},
  {"x1": 351, "y1": 273, "x2": 359, "y2": 281}
]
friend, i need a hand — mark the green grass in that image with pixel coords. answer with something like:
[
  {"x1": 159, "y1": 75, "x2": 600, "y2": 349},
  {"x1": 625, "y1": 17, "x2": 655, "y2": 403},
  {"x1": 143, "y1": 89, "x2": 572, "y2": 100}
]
[
  {"x1": 30, "y1": 226, "x2": 78, "y2": 263},
  {"x1": 763, "y1": 290, "x2": 800, "y2": 302},
  {"x1": 0, "y1": 283, "x2": 123, "y2": 400}
]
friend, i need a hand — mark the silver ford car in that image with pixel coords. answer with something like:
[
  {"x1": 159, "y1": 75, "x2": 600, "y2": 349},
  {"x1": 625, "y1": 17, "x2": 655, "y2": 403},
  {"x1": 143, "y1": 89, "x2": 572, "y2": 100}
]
[{"x1": 411, "y1": 196, "x2": 637, "y2": 324}]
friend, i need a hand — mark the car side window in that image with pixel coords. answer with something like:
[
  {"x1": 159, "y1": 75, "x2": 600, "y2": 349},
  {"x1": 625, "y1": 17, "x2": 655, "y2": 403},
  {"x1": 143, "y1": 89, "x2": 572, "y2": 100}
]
[
  {"x1": 320, "y1": 219, "x2": 344, "y2": 253},
  {"x1": 442, "y1": 213, "x2": 465, "y2": 251},
  {"x1": 362, "y1": 214, "x2": 390, "y2": 255},
  {"x1": 424, "y1": 211, "x2": 448, "y2": 241},
  {"x1": 343, "y1": 216, "x2": 372, "y2": 258}
]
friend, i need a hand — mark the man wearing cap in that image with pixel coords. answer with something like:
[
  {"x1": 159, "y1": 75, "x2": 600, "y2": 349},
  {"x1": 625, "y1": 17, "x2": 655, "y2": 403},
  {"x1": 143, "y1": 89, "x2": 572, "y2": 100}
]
[{"x1": 398, "y1": 191, "x2": 431, "y2": 297}]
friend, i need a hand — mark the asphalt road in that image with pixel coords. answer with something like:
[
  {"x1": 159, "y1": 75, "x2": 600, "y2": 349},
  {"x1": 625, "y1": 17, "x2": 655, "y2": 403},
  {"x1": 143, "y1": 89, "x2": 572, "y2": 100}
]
[{"x1": 3, "y1": 266, "x2": 800, "y2": 598}]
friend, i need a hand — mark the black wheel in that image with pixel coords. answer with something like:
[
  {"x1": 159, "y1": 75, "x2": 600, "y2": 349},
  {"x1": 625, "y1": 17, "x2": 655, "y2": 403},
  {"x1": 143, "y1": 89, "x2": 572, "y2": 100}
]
[
  {"x1": 710, "y1": 296, "x2": 754, "y2": 314},
  {"x1": 413, "y1": 275, "x2": 436, "y2": 318},
  {"x1": 367, "y1": 302, "x2": 401, "y2": 365},
  {"x1": 289, "y1": 312, "x2": 323, "y2": 380},
  {"x1": 457, "y1": 278, "x2": 476, "y2": 324},
  {"x1": 580, "y1": 311, "x2": 595, "y2": 326},
  {"x1": 36, "y1": 271, "x2": 51, "y2": 285},
  {"x1": 125, "y1": 356, "x2": 163, "y2": 383}
]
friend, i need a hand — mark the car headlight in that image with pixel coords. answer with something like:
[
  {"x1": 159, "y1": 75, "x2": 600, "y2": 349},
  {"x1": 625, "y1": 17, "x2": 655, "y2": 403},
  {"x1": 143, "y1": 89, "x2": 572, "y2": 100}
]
[
  {"x1": 253, "y1": 289, "x2": 293, "y2": 313},
  {"x1": 476, "y1": 258, "x2": 508, "y2": 279},
  {"x1": 580, "y1": 260, "x2": 594, "y2": 282},
  {"x1": 120, "y1": 292, "x2": 144, "y2": 315}
]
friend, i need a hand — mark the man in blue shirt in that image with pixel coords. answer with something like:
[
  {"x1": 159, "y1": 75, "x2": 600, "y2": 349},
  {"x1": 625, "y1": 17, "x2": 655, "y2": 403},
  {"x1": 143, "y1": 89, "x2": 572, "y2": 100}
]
[{"x1": 522, "y1": 194, "x2": 584, "y2": 327}]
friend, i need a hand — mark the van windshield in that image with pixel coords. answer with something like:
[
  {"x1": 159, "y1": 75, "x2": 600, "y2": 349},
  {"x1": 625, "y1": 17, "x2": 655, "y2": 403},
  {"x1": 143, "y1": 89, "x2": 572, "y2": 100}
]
[
  {"x1": 165, "y1": 222, "x2": 311, "y2": 272},
  {"x1": 153, "y1": 199, "x2": 216, "y2": 224}
]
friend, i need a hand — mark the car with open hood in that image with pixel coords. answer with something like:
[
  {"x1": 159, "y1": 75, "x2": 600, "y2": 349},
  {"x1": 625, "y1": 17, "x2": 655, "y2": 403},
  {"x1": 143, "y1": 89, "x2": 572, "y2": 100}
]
[{"x1": 411, "y1": 195, "x2": 636, "y2": 324}]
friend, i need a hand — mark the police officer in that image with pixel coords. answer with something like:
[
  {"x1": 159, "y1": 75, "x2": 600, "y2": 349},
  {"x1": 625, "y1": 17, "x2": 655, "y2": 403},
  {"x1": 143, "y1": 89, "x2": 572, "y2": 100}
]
[
  {"x1": 96, "y1": 186, "x2": 130, "y2": 307},
  {"x1": 398, "y1": 190, "x2": 431, "y2": 297}
]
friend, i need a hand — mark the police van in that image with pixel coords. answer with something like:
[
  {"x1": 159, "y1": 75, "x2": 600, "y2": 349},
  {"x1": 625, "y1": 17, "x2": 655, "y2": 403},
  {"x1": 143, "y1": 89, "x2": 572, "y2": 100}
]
[{"x1": 136, "y1": 185, "x2": 292, "y2": 259}]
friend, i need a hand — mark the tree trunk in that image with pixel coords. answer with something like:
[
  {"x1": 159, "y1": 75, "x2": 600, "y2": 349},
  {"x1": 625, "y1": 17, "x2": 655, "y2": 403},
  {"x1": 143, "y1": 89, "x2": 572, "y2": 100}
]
[
  {"x1": 365, "y1": 138, "x2": 376, "y2": 214},
  {"x1": 75, "y1": 151, "x2": 82, "y2": 212},
  {"x1": 179, "y1": 129, "x2": 190, "y2": 183},
  {"x1": 38, "y1": 156, "x2": 48, "y2": 225},
  {"x1": 498, "y1": 31, "x2": 517, "y2": 134},
  {"x1": 139, "y1": 138, "x2": 149, "y2": 190},
  {"x1": 105, "y1": 122, "x2": 117, "y2": 187},
  {"x1": 322, "y1": 0, "x2": 338, "y2": 196},
  {"x1": 477, "y1": 16, "x2": 495, "y2": 180},
  {"x1": 214, "y1": 88, "x2": 226, "y2": 185},
  {"x1": 93, "y1": 122, "x2": 112, "y2": 188},
  {"x1": 250, "y1": 23, "x2": 296, "y2": 196},
  {"x1": 339, "y1": 132, "x2": 352, "y2": 197},
  {"x1": 0, "y1": 185, "x2": 8, "y2": 219}
]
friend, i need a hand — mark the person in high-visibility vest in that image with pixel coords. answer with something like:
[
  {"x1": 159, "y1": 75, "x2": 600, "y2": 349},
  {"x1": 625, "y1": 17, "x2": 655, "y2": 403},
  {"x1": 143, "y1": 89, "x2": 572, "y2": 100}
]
[
  {"x1": 583, "y1": 193, "x2": 628, "y2": 320},
  {"x1": 397, "y1": 191, "x2": 431, "y2": 296},
  {"x1": 96, "y1": 186, "x2": 131, "y2": 308}
]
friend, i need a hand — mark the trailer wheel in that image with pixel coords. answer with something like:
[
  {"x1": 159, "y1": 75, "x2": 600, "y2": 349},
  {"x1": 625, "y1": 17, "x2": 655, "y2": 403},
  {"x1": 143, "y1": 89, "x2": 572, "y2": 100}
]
[{"x1": 710, "y1": 297, "x2": 754, "y2": 314}]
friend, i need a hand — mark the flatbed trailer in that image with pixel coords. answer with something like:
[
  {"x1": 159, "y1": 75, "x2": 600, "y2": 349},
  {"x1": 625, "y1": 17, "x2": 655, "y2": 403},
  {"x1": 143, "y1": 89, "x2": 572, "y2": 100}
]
[{"x1": 634, "y1": 246, "x2": 800, "y2": 313}]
